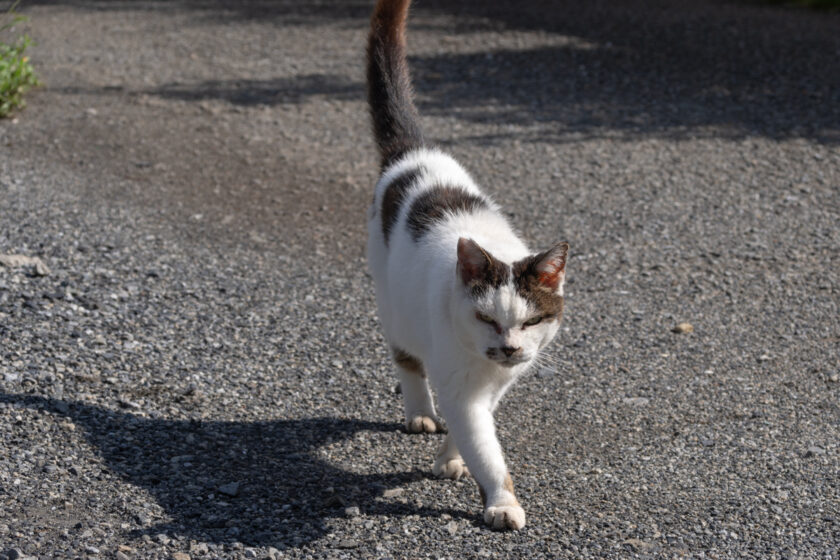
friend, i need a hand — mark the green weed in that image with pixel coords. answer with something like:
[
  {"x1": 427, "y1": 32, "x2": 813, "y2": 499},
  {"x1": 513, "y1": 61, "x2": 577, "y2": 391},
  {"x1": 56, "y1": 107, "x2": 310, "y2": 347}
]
[{"x1": 0, "y1": 1, "x2": 40, "y2": 118}]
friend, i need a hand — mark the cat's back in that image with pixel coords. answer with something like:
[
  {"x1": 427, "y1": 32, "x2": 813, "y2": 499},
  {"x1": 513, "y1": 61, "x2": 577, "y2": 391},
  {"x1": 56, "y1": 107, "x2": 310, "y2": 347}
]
[
  {"x1": 371, "y1": 148, "x2": 482, "y2": 238},
  {"x1": 368, "y1": 148, "x2": 529, "y2": 312},
  {"x1": 368, "y1": 148, "x2": 526, "y2": 272}
]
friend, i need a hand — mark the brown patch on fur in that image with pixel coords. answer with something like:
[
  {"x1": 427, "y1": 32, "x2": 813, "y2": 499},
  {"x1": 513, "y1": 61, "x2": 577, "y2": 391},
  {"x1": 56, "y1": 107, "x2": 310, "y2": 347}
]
[
  {"x1": 381, "y1": 167, "x2": 422, "y2": 244},
  {"x1": 477, "y1": 258, "x2": 510, "y2": 298},
  {"x1": 406, "y1": 186, "x2": 488, "y2": 241},
  {"x1": 517, "y1": 275, "x2": 564, "y2": 318},
  {"x1": 392, "y1": 347, "x2": 424, "y2": 377},
  {"x1": 512, "y1": 244, "x2": 568, "y2": 318},
  {"x1": 476, "y1": 474, "x2": 519, "y2": 508},
  {"x1": 504, "y1": 473, "x2": 520, "y2": 506}
]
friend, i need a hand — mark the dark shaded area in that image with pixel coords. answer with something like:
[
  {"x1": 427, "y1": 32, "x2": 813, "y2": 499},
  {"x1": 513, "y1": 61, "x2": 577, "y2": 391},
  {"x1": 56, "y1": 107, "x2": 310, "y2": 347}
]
[
  {"x1": 49, "y1": 74, "x2": 361, "y2": 108},
  {"x1": 150, "y1": 74, "x2": 360, "y2": 106},
  {"x1": 410, "y1": 0, "x2": 840, "y2": 143},
  {"x1": 23, "y1": 0, "x2": 840, "y2": 143},
  {"x1": 23, "y1": 0, "x2": 371, "y2": 24},
  {"x1": 411, "y1": 40, "x2": 839, "y2": 143},
  {"x1": 1, "y1": 393, "x2": 468, "y2": 549}
]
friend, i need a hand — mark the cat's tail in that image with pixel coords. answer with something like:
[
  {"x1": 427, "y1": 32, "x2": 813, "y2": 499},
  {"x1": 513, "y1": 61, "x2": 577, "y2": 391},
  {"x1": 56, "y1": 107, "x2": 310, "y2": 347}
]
[{"x1": 367, "y1": 0, "x2": 424, "y2": 170}]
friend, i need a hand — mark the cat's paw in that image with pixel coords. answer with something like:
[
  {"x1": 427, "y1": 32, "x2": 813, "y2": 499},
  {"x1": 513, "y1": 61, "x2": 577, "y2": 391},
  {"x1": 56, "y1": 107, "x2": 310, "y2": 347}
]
[
  {"x1": 484, "y1": 505, "x2": 526, "y2": 530},
  {"x1": 432, "y1": 457, "x2": 470, "y2": 480},
  {"x1": 405, "y1": 415, "x2": 442, "y2": 434}
]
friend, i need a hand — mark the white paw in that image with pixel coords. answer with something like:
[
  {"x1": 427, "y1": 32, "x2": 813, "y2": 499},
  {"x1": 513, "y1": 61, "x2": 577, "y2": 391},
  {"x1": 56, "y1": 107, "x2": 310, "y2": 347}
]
[
  {"x1": 484, "y1": 504, "x2": 526, "y2": 530},
  {"x1": 405, "y1": 415, "x2": 442, "y2": 434},
  {"x1": 432, "y1": 457, "x2": 470, "y2": 480}
]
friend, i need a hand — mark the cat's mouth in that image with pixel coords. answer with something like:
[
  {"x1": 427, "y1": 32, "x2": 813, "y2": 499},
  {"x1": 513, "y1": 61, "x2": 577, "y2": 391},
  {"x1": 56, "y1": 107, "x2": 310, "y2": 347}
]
[
  {"x1": 485, "y1": 349, "x2": 530, "y2": 367},
  {"x1": 496, "y1": 357, "x2": 529, "y2": 367}
]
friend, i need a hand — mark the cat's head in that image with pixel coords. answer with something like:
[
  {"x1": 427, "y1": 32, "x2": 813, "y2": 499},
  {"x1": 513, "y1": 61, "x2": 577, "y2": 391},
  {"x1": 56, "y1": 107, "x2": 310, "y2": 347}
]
[{"x1": 454, "y1": 237, "x2": 568, "y2": 368}]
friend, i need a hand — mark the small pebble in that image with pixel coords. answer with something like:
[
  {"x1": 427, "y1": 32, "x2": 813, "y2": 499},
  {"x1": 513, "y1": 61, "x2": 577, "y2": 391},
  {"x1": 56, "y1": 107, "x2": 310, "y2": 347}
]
[
  {"x1": 117, "y1": 398, "x2": 142, "y2": 409},
  {"x1": 218, "y1": 482, "x2": 240, "y2": 497},
  {"x1": 324, "y1": 494, "x2": 346, "y2": 507},
  {"x1": 673, "y1": 322, "x2": 694, "y2": 333},
  {"x1": 623, "y1": 538, "x2": 654, "y2": 552}
]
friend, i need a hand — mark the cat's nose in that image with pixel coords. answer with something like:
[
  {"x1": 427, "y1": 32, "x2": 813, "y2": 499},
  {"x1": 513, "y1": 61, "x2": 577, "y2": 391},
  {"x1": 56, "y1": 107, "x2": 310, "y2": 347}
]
[{"x1": 501, "y1": 346, "x2": 520, "y2": 357}]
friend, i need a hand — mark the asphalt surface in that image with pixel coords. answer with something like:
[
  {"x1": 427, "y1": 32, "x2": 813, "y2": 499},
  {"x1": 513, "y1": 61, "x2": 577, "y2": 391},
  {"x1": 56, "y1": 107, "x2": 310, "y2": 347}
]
[{"x1": 1, "y1": 1, "x2": 839, "y2": 559}]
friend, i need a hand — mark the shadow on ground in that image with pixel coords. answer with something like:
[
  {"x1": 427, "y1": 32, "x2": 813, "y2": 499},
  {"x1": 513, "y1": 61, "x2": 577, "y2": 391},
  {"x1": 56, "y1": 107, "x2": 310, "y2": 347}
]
[
  {"x1": 150, "y1": 74, "x2": 360, "y2": 106},
  {"x1": 1, "y1": 393, "x2": 468, "y2": 549},
  {"x1": 26, "y1": 0, "x2": 840, "y2": 144},
  {"x1": 413, "y1": 0, "x2": 840, "y2": 144},
  {"x1": 24, "y1": 0, "x2": 371, "y2": 24}
]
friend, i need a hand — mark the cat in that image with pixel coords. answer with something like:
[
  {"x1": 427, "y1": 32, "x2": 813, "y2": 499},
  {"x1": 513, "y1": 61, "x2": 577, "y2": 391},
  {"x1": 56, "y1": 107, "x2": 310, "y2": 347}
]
[{"x1": 366, "y1": 0, "x2": 569, "y2": 530}]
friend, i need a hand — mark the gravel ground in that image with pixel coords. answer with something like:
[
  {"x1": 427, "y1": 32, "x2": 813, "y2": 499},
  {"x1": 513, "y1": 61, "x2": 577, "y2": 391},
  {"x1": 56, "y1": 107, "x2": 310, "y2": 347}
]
[{"x1": 1, "y1": 1, "x2": 839, "y2": 559}]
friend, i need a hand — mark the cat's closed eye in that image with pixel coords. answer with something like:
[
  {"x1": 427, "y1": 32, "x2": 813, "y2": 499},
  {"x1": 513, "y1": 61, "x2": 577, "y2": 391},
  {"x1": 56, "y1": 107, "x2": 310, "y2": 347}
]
[
  {"x1": 522, "y1": 316, "x2": 544, "y2": 327},
  {"x1": 475, "y1": 312, "x2": 497, "y2": 326}
]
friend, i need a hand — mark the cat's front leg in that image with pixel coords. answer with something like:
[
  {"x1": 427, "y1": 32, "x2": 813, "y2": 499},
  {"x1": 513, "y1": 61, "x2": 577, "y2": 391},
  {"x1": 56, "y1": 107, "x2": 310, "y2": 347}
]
[
  {"x1": 432, "y1": 433, "x2": 469, "y2": 480},
  {"x1": 392, "y1": 347, "x2": 443, "y2": 433},
  {"x1": 438, "y1": 397, "x2": 525, "y2": 530}
]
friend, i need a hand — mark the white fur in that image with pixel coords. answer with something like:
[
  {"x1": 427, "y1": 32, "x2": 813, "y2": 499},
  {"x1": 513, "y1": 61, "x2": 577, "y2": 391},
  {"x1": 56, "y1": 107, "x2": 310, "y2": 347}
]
[{"x1": 367, "y1": 148, "x2": 564, "y2": 531}]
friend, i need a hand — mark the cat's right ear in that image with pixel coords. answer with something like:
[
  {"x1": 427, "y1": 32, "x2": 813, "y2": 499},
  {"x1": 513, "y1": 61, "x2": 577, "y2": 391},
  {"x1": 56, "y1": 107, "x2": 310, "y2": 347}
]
[
  {"x1": 530, "y1": 242, "x2": 569, "y2": 294},
  {"x1": 457, "y1": 237, "x2": 491, "y2": 285}
]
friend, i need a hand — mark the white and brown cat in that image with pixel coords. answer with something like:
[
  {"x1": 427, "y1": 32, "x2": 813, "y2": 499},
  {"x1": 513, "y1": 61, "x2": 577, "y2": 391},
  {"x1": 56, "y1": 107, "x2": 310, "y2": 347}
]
[{"x1": 366, "y1": 0, "x2": 569, "y2": 530}]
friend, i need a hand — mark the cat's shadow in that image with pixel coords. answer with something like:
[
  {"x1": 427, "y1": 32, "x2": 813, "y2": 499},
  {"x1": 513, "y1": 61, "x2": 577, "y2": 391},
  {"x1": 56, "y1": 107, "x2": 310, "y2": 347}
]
[{"x1": 1, "y1": 393, "x2": 470, "y2": 550}]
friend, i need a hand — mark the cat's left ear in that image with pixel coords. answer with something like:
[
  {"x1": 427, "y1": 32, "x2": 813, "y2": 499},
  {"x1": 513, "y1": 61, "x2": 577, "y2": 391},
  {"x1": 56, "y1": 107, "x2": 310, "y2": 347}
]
[
  {"x1": 457, "y1": 237, "x2": 493, "y2": 285},
  {"x1": 532, "y1": 242, "x2": 569, "y2": 293}
]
